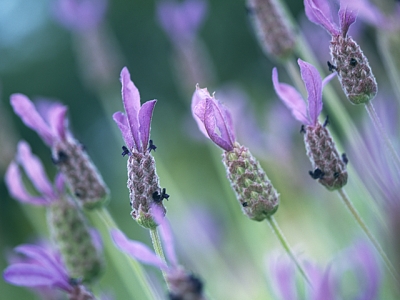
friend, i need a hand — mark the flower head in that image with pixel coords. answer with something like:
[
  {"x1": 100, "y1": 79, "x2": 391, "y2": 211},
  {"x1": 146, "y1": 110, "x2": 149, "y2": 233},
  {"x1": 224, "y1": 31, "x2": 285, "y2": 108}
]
[{"x1": 191, "y1": 85, "x2": 235, "y2": 151}]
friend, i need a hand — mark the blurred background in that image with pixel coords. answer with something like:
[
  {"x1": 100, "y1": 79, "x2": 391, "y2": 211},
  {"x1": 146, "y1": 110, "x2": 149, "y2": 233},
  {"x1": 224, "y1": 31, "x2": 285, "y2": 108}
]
[{"x1": 0, "y1": 0, "x2": 398, "y2": 299}]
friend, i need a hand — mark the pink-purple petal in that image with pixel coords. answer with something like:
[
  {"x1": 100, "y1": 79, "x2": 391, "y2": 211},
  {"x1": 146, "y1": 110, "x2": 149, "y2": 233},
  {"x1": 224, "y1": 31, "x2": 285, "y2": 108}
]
[
  {"x1": 138, "y1": 100, "x2": 157, "y2": 152},
  {"x1": 338, "y1": 5, "x2": 358, "y2": 37},
  {"x1": 120, "y1": 67, "x2": 141, "y2": 152},
  {"x1": 111, "y1": 230, "x2": 168, "y2": 270},
  {"x1": 322, "y1": 72, "x2": 337, "y2": 88},
  {"x1": 113, "y1": 112, "x2": 135, "y2": 150},
  {"x1": 272, "y1": 68, "x2": 310, "y2": 125},
  {"x1": 10, "y1": 94, "x2": 54, "y2": 146},
  {"x1": 304, "y1": 0, "x2": 340, "y2": 35},
  {"x1": 3, "y1": 264, "x2": 58, "y2": 287},
  {"x1": 267, "y1": 253, "x2": 297, "y2": 300},
  {"x1": 46, "y1": 103, "x2": 68, "y2": 142},
  {"x1": 212, "y1": 98, "x2": 235, "y2": 147},
  {"x1": 298, "y1": 59, "x2": 322, "y2": 126},
  {"x1": 192, "y1": 88, "x2": 209, "y2": 138}
]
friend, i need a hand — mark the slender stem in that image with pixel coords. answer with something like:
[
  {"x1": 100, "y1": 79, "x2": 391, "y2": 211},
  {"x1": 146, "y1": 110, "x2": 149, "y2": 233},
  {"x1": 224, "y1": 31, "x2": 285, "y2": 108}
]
[
  {"x1": 337, "y1": 188, "x2": 399, "y2": 282},
  {"x1": 365, "y1": 101, "x2": 400, "y2": 174},
  {"x1": 150, "y1": 228, "x2": 169, "y2": 289},
  {"x1": 266, "y1": 216, "x2": 312, "y2": 286},
  {"x1": 89, "y1": 208, "x2": 158, "y2": 300}
]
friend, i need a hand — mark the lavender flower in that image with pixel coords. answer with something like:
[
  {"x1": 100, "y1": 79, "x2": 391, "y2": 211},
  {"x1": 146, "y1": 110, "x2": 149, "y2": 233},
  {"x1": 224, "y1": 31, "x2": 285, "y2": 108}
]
[
  {"x1": 304, "y1": 0, "x2": 377, "y2": 104},
  {"x1": 3, "y1": 242, "x2": 96, "y2": 300},
  {"x1": 192, "y1": 85, "x2": 279, "y2": 221},
  {"x1": 5, "y1": 141, "x2": 103, "y2": 282},
  {"x1": 111, "y1": 206, "x2": 206, "y2": 300},
  {"x1": 113, "y1": 67, "x2": 166, "y2": 229},
  {"x1": 273, "y1": 59, "x2": 347, "y2": 190},
  {"x1": 10, "y1": 94, "x2": 109, "y2": 209}
]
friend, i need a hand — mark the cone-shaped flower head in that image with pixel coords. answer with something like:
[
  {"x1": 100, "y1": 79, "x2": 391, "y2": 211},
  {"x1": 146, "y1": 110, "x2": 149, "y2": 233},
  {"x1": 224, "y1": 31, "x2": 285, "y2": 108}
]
[
  {"x1": 304, "y1": 0, "x2": 377, "y2": 104},
  {"x1": 246, "y1": 0, "x2": 296, "y2": 60},
  {"x1": 113, "y1": 67, "x2": 166, "y2": 229},
  {"x1": 10, "y1": 95, "x2": 109, "y2": 209},
  {"x1": 3, "y1": 242, "x2": 97, "y2": 300},
  {"x1": 273, "y1": 59, "x2": 347, "y2": 190},
  {"x1": 192, "y1": 85, "x2": 279, "y2": 221},
  {"x1": 5, "y1": 141, "x2": 103, "y2": 282},
  {"x1": 111, "y1": 206, "x2": 206, "y2": 300}
]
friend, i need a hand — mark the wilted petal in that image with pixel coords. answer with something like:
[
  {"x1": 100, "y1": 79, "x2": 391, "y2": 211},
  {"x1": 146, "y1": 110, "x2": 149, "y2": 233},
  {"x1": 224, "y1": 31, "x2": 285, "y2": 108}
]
[
  {"x1": 138, "y1": 100, "x2": 157, "y2": 152},
  {"x1": 120, "y1": 67, "x2": 141, "y2": 152},
  {"x1": 10, "y1": 94, "x2": 54, "y2": 146},
  {"x1": 304, "y1": 0, "x2": 340, "y2": 35},
  {"x1": 272, "y1": 68, "x2": 310, "y2": 125},
  {"x1": 298, "y1": 59, "x2": 322, "y2": 126},
  {"x1": 111, "y1": 230, "x2": 168, "y2": 270},
  {"x1": 113, "y1": 112, "x2": 134, "y2": 150},
  {"x1": 339, "y1": 5, "x2": 358, "y2": 37}
]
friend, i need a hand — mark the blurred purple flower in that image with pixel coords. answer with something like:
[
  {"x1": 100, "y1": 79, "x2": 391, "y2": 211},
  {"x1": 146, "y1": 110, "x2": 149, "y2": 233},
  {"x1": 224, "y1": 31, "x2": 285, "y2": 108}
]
[
  {"x1": 156, "y1": 0, "x2": 208, "y2": 45},
  {"x1": 113, "y1": 67, "x2": 157, "y2": 154},
  {"x1": 191, "y1": 85, "x2": 235, "y2": 151},
  {"x1": 52, "y1": 0, "x2": 108, "y2": 31}
]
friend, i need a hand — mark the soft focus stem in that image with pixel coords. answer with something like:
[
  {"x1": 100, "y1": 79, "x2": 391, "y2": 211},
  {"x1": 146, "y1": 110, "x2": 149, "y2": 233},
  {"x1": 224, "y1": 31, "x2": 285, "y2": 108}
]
[
  {"x1": 266, "y1": 216, "x2": 312, "y2": 286},
  {"x1": 150, "y1": 228, "x2": 169, "y2": 289},
  {"x1": 337, "y1": 188, "x2": 399, "y2": 282},
  {"x1": 365, "y1": 101, "x2": 400, "y2": 175},
  {"x1": 89, "y1": 207, "x2": 158, "y2": 299}
]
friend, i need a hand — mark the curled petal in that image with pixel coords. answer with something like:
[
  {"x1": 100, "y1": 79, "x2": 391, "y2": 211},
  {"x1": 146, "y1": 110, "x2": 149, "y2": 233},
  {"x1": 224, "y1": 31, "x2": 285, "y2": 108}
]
[
  {"x1": 111, "y1": 230, "x2": 168, "y2": 270},
  {"x1": 10, "y1": 94, "x2": 54, "y2": 146},
  {"x1": 113, "y1": 112, "x2": 134, "y2": 150},
  {"x1": 298, "y1": 59, "x2": 322, "y2": 126},
  {"x1": 138, "y1": 100, "x2": 157, "y2": 152},
  {"x1": 272, "y1": 68, "x2": 310, "y2": 125},
  {"x1": 339, "y1": 5, "x2": 358, "y2": 37},
  {"x1": 304, "y1": 0, "x2": 340, "y2": 35}
]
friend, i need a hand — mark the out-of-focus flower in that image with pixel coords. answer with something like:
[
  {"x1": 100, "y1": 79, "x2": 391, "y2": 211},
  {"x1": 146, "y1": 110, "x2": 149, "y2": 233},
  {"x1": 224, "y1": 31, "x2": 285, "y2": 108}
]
[
  {"x1": 52, "y1": 0, "x2": 108, "y2": 32},
  {"x1": 192, "y1": 85, "x2": 279, "y2": 221},
  {"x1": 273, "y1": 59, "x2": 347, "y2": 191},
  {"x1": 304, "y1": 0, "x2": 377, "y2": 104},
  {"x1": 3, "y1": 242, "x2": 96, "y2": 300},
  {"x1": 111, "y1": 206, "x2": 206, "y2": 300},
  {"x1": 113, "y1": 67, "x2": 166, "y2": 229},
  {"x1": 5, "y1": 141, "x2": 103, "y2": 282},
  {"x1": 10, "y1": 95, "x2": 109, "y2": 209}
]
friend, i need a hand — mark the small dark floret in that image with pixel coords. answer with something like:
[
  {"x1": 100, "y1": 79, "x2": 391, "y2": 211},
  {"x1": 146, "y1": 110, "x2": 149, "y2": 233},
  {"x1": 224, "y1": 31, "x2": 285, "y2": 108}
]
[
  {"x1": 69, "y1": 277, "x2": 81, "y2": 286},
  {"x1": 342, "y1": 153, "x2": 349, "y2": 165},
  {"x1": 51, "y1": 151, "x2": 68, "y2": 165},
  {"x1": 349, "y1": 58, "x2": 357, "y2": 67},
  {"x1": 188, "y1": 273, "x2": 204, "y2": 294},
  {"x1": 300, "y1": 125, "x2": 306, "y2": 133},
  {"x1": 242, "y1": 201, "x2": 248, "y2": 207},
  {"x1": 148, "y1": 139, "x2": 157, "y2": 153},
  {"x1": 152, "y1": 188, "x2": 170, "y2": 203},
  {"x1": 323, "y1": 115, "x2": 329, "y2": 127},
  {"x1": 334, "y1": 172, "x2": 339, "y2": 179},
  {"x1": 309, "y1": 168, "x2": 325, "y2": 179},
  {"x1": 121, "y1": 146, "x2": 130, "y2": 157},
  {"x1": 327, "y1": 61, "x2": 337, "y2": 72}
]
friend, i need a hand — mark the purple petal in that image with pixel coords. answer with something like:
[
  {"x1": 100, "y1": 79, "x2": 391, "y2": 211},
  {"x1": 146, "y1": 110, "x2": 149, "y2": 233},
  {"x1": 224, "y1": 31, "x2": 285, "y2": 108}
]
[
  {"x1": 322, "y1": 72, "x2": 337, "y2": 88},
  {"x1": 54, "y1": 173, "x2": 66, "y2": 195},
  {"x1": 10, "y1": 94, "x2": 54, "y2": 146},
  {"x1": 46, "y1": 103, "x2": 68, "y2": 142},
  {"x1": 203, "y1": 99, "x2": 234, "y2": 151},
  {"x1": 120, "y1": 67, "x2": 141, "y2": 152},
  {"x1": 338, "y1": 4, "x2": 358, "y2": 37},
  {"x1": 191, "y1": 86, "x2": 209, "y2": 138},
  {"x1": 113, "y1": 112, "x2": 134, "y2": 150},
  {"x1": 272, "y1": 68, "x2": 310, "y2": 125},
  {"x1": 267, "y1": 253, "x2": 297, "y2": 300},
  {"x1": 152, "y1": 205, "x2": 178, "y2": 268},
  {"x1": 304, "y1": 0, "x2": 340, "y2": 35},
  {"x1": 17, "y1": 141, "x2": 56, "y2": 200},
  {"x1": 312, "y1": 265, "x2": 335, "y2": 300},
  {"x1": 298, "y1": 59, "x2": 322, "y2": 126},
  {"x1": 4, "y1": 264, "x2": 59, "y2": 287},
  {"x1": 111, "y1": 230, "x2": 168, "y2": 270},
  {"x1": 5, "y1": 161, "x2": 51, "y2": 206},
  {"x1": 89, "y1": 228, "x2": 103, "y2": 253},
  {"x1": 344, "y1": 0, "x2": 386, "y2": 29},
  {"x1": 138, "y1": 100, "x2": 157, "y2": 153}
]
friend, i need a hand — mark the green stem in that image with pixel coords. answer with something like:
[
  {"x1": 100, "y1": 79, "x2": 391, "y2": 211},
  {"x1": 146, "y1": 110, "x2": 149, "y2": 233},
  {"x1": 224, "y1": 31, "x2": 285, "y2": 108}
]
[
  {"x1": 89, "y1": 207, "x2": 158, "y2": 299},
  {"x1": 266, "y1": 216, "x2": 312, "y2": 286},
  {"x1": 365, "y1": 101, "x2": 400, "y2": 174},
  {"x1": 149, "y1": 228, "x2": 169, "y2": 289},
  {"x1": 337, "y1": 188, "x2": 399, "y2": 282}
]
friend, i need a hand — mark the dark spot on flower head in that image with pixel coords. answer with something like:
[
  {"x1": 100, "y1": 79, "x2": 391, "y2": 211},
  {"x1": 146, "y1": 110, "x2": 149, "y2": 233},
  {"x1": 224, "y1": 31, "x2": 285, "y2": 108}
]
[
  {"x1": 242, "y1": 201, "x2": 248, "y2": 207},
  {"x1": 327, "y1": 61, "x2": 337, "y2": 72},
  {"x1": 188, "y1": 273, "x2": 204, "y2": 294},
  {"x1": 334, "y1": 172, "x2": 339, "y2": 179},
  {"x1": 342, "y1": 153, "x2": 349, "y2": 165},
  {"x1": 152, "y1": 188, "x2": 170, "y2": 203},
  {"x1": 69, "y1": 278, "x2": 81, "y2": 286},
  {"x1": 51, "y1": 150, "x2": 68, "y2": 165},
  {"x1": 75, "y1": 190, "x2": 82, "y2": 198},
  {"x1": 350, "y1": 58, "x2": 357, "y2": 67},
  {"x1": 121, "y1": 146, "x2": 130, "y2": 157},
  {"x1": 79, "y1": 143, "x2": 86, "y2": 151},
  {"x1": 300, "y1": 125, "x2": 306, "y2": 134},
  {"x1": 323, "y1": 115, "x2": 329, "y2": 127},
  {"x1": 148, "y1": 140, "x2": 157, "y2": 153},
  {"x1": 309, "y1": 168, "x2": 325, "y2": 179}
]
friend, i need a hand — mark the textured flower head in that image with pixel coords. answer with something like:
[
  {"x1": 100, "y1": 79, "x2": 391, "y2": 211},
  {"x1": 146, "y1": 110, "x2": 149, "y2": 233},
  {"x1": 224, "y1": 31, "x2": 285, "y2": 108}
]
[
  {"x1": 156, "y1": 0, "x2": 207, "y2": 44},
  {"x1": 272, "y1": 59, "x2": 335, "y2": 127},
  {"x1": 5, "y1": 141, "x2": 64, "y2": 206},
  {"x1": 53, "y1": 0, "x2": 108, "y2": 31},
  {"x1": 113, "y1": 67, "x2": 157, "y2": 154},
  {"x1": 191, "y1": 85, "x2": 235, "y2": 151}
]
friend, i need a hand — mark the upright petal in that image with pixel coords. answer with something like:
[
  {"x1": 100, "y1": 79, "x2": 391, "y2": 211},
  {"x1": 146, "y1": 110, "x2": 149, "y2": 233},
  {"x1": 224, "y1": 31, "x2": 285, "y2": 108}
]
[
  {"x1": 272, "y1": 68, "x2": 310, "y2": 125},
  {"x1": 304, "y1": 0, "x2": 340, "y2": 35},
  {"x1": 113, "y1": 112, "x2": 134, "y2": 149},
  {"x1": 120, "y1": 67, "x2": 141, "y2": 152},
  {"x1": 267, "y1": 253, "x2": 297, "y2": 300},
  {"x1": 298, "y1": 59, "x2": 322, "y2": 126},
  {"x1": 46, "y1": 103, "x2": 68, "y2": 142},
  {"x1": 10, "y1": 94, "x2": 54, "y2": 146},
  {"x1": 191, "y1": 85, "x2": 209, "y2": 138},
  {"x1": 338, "y1": 5, "x2": 358, "y2": 37},
  {"x1": 138, "y1": 100, "x2": 157, "y2": 152}
]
